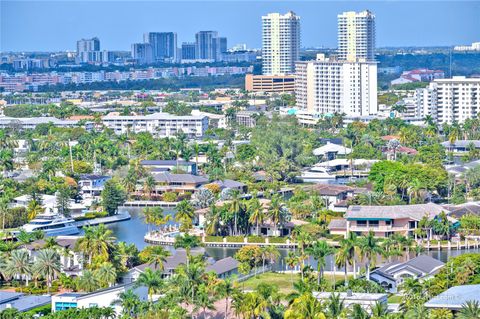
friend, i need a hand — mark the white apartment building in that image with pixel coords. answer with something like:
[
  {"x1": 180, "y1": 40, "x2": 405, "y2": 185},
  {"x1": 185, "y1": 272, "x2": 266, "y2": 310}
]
[
  {"x1": 433, "y1": 77, "x2": 480, "y2": 124},
  {"x1": 295, "y1": 54, "x2": 378, "y2": 116},
  {"x1": 101, "y1": 112, "x2": 208, "y2": 138},
  {"x1": 337, "y1": 10, "x2": 376, "y2": 62},
  {"x1": 262, "y1": 11, "x2": 300, "y2": 75}
]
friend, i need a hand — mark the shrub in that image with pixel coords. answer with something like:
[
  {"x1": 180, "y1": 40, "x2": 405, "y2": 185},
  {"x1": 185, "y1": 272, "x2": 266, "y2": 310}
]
[
  {"x1": 162, "y1": 192, "x2": 178, "y2": 202},
  {"x1": 226, "y1": 236, "x2": 245, "y2": 243},
  {"x1": 247, "y1": 236, "x2": 265, "y2": 243},
  {"x1": 204, "y1": 236, "x2": 223, "y2": 242},
  {"x1": 268, "y1": 237, "x2": 287, "y2": 243}
]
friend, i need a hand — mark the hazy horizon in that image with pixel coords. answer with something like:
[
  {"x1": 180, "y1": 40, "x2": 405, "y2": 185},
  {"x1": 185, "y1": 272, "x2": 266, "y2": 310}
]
[{"x1": 1, "y1": 0, "x2": 479, "y2": 52}]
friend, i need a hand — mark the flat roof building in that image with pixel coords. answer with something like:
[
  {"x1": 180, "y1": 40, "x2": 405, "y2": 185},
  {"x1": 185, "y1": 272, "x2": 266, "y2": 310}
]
[{"x1": 245, "y1": 74, "x2": 295, "y2": 93}]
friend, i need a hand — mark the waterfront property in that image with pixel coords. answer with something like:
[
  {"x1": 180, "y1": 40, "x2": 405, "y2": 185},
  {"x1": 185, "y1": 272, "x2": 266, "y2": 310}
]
[
  {"x1": 23, "y1": 236, "x2": 83, "y2": 277},
  {"x1": 329, "y1": 203, "x2": 453, "y2": 238},
  {"x1": 78, "y1": 174, "x2": 111, "y2": 197},
  {"x1": 151, "y1": 172, "x2": 209, "y2": 194},
  {"x1": 310, "y1": 184, "x2": 355, "y2": 212},
  {"x1": 441, "y1": 140, "x2": 480, "y2": 153},
  {"x1": 52, "y1": 284, "x2": 148, "y2": 314},
  {"x1": 425, "y1": 284, "x2": 480, "y2": 311},
  {"x1": 370, "y1": 255, "x2": 445, "y2": 293},
  {"x1": 312, "y1": 142, "x2": 352, "y2": 160}
]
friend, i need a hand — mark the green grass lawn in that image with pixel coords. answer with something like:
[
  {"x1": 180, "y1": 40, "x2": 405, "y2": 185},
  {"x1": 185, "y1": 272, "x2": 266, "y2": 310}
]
[
  {"x1": 240, "y1": 272, "x2": 349, "y2": 295},
  {"x1": 387, "y1": 295, "x2": 402, "y2": 304}
]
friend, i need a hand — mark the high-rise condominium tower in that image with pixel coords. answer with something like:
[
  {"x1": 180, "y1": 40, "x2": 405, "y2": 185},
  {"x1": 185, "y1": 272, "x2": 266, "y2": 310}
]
[
  {"x1": 262, "y1": 11, "x2": 300, "y2": 75},
  {"x1": 337, "y1": 10, "x2": 375, "y2": 62},
  {"x1": 144, "y1": 32, "x2": 177, "y2": 62}
]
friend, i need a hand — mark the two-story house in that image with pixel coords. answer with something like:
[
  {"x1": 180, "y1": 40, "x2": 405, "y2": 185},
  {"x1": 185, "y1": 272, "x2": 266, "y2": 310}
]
[
  {"x1": 329, "y1": 203, "x2": 453, "y2": 238},
  {"x1": 78, "y1": 174, "x2": 111, "y2": 197}
]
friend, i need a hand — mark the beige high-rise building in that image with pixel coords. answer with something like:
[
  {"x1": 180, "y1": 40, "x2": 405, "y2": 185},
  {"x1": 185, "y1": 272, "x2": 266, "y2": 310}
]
[
  {"x1": 337, "y1": 10, "x2": 375, "y2": 62},
  {"x1": 262, "y1": 11, "x2": 300, "y2": 75}
]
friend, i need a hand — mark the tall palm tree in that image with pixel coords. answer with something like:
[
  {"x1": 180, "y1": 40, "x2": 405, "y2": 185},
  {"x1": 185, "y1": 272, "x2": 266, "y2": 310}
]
[
  {"x1": 114, "y1": 289, "x2": 141, "y2": 317},
  {"x1": 33, "y1": 249, "x2": 61, "y2": 292},
  {"x1": 284, "y1": 293, "x2": 326, "y2": 319},
  {"x1": 4, "y1": 249, "x2": 32, "y2": 287},
  {"x1": 175, "y1": 200, "x2": 195, "y2": 232},
  {"x1": 216, "y1": 278, "x2": 237, "y2": 319},
  {"x1": 286, "y1": 251, "x2": 300, "y2": 285},
  {"x1": 325, "y1": 293, "x2": 345, "y2": 319},
  {"x1": 228, "y1": 190, "x2": 242, "y2": 235},
  {"x1": 143, "y1": 175, "x2": 156, "y2": 200},
  {"x1": 77, "y1": 269, "x2": 100, "y2": 292},
  {"x1": 174, "y1": 234, "x2": 201, "y2": 266},
  {"x1": 268, "y1": 195, "x2": 285, "y2": 236},
  {"x1": 135, "y1": 267, "x2": 163, "y2": 301},
  {"x1": 95, "y1": 262, "x2": 117, "y2": 287},
  {"x1": 248, "y1": 197, "x2": 264, "y2": 236},
  {"x1": 139, "y1": 245, "x2": 170, "y2": 271},
  {"x1": 307, "y1": 240, "x2": 335, "y2": 287},
  {"x1": 358, "y1": 231, "x2": 383, "y2": 281},
  {"x1": 334, "y1": 243, "x2": 351, "y2": 285}
]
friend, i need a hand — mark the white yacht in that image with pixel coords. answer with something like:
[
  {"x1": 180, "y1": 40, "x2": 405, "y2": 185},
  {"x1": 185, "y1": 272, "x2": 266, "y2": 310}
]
[
  {"x1": 298, "y1": 166, "x2": 336, "y2": 182},
  {"x1": 19, "y1": 213, "x2": 80, "y2": 237}
]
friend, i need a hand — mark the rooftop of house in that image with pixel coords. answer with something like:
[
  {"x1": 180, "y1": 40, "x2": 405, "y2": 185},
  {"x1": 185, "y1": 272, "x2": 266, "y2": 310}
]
[
  {"x1": 0, "y1": 291, "x2": 51, "y2": 312},
  {"x1": 205, "y1": 257, "x2": 239, "y2": 275},
  {"x1": 327, "y1": 218, "x2": 347, "y2": 230},
  {"x1": 152, "y1": 172, "x2": 208, "y2": 184},
  {"x1": 313, "y1": 142, "x2": 352, "y2": 156},
  {"x1": 23, "y1": 236, "x2": 81, "y2": 251},
  {"x1": 314, "y1": 159, "x2": 378, "y2": 167},
  {"x1": 425, "y1": 284, "x2": 480, "y2": 309},
  {"x1": 207, "y1": 179, "x2": 246, "y2": 190},
  {"x1": 443, "y1": 202, "x2": 480, "y2": 218},
  {"x1": 374, "y1": 255, "x2": 445, "y2": 280},
  {"x1": 310, "y1": 184, "x2": 354, "y2": 196},
  {"x1": 345, "y1": 203, "x2": 450, "y2": 221},
  {"x1": 79, "y1": 174, "x2": 110, "y2": 181},
  {"x1": 55, "y1": 283, "x2": 136, "y2": 300}
]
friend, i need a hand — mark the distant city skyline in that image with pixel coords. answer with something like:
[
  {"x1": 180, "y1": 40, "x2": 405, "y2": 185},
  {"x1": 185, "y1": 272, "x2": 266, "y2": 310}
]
[{"x1": 1, "y1": 1, "x2": 479, "y2": 52}]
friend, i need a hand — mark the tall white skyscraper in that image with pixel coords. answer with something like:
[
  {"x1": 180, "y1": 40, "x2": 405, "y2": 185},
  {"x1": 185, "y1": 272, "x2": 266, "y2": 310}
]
[
  {"x1": 337, "y1": 10, "x2": 375, "y2": 62},
  {"x1": 262, "y1": 11, "x2": 300, "y2": 75}
]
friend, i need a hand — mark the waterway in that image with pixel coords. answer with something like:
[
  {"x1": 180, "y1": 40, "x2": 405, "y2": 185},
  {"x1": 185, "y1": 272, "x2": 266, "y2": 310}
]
[{"x1": 100, "y1": 207, "x2": 480, "y2": 272}]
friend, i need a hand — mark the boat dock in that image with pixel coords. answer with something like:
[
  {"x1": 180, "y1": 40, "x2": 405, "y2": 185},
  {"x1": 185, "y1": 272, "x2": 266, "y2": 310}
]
[{"x1": 75, "y1": 212, "x2": 131, "y2": 228}]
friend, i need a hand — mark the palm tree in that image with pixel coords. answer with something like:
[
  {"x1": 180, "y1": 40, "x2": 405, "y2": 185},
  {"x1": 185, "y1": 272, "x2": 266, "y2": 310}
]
[
  {"x1": 268, "y1": 194, "x2": 285, "y2": 236},
  {"x1": 195, "y1": 285, "x2": 216, "y2": 319},
  {"x1": 77, "y1": 269, "x2": 99, "y2": 292},
  {"x1": 26, "y1": 199, "x2": 43, "y2": 220},
  {"x1": 135, "y1": 267, "x2": 163, "y2": 301},
  {"x1": 216, "y1": 278, "x2": 237, "y2": 319},
  {"x1": 143, "y1": 175, "x2": 156, "y2": 200},
  {"x1": 286, "y1": 251, "x2": 300, "y2": 285},
  {"x1": 285, "y1": 293, "x2": 326, "y2": 319},
  {"x1": 248, "y1": 197, "x2": 264, "y2": 236},
  {"x1": 335, "y1": 242, "x2": 351, "y2": 285},
  {"x1": 370, "y1": 301, "x2": 389, "y2": 319},
  {"x1": 33, "y1": 249, "x2": 61, "y2": 292},
  {"x1": 325, "y1": 292, "x2": 345, "y2": 318},
  {"x1": 91, "y1": 224, "x2": 116, "y2": 262},
  {"x1": 174, "y1": 234, "x2": 201, "y2": 266},
  {"x1": 349, "y1": 303, "x2": 369, "y2": 319},
  {"x1": 114, "y1": 289, "x2": 141, "y2": 317},
  {"x1": 175, "y1": 200, "x2": 195, "y2": 232},
  {"x1": 95, "y1": 262, "x2": 117, "y2": 287},
  {"x1": 4, "y1": 249, "x2": 31, "y2": 288},
  {"x1": 228, "y1": 190, "x2": 242, "y2": 235},
  {"x1": 307, "y1": 240, "x2": 335, "y2": 287},
  {"x1": 139, "y1": 245, "x2": 170, "y2": 271},
  {"x1": 458, "y1": 300, "x2": 480, "y2": 319},
  {"x1": 358, "y1": 231, "x2": 383, "y2": 281}
]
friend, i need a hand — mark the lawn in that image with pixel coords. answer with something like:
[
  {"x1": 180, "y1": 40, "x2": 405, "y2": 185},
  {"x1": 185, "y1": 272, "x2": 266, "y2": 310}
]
[
  {"x1": 240, "y1": 272, "x2": 348, "y2": 295},
  {"x1": 387, "y1": 295, "x2": 402, "y2": 304}
]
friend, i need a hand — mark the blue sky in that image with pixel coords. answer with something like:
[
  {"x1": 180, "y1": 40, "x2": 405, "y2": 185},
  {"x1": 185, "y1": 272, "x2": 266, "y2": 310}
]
[{"x1": 1, "y1": 1, "x2": 479, "y2": 52}]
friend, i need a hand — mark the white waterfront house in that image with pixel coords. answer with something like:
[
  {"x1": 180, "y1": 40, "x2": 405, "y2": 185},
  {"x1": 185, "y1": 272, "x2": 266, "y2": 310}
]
[
  {"x1": 52, "y1": 284, "x2": 148, "y2": 314},
  {"x1": 101, "y1": 112, "x2": 208, "y2": 138}
]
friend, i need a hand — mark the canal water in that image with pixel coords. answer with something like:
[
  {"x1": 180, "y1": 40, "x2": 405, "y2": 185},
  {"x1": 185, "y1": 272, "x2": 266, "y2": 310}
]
[{"x1": 101, "y1": 207, "x2": 480, "y2": 271}]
